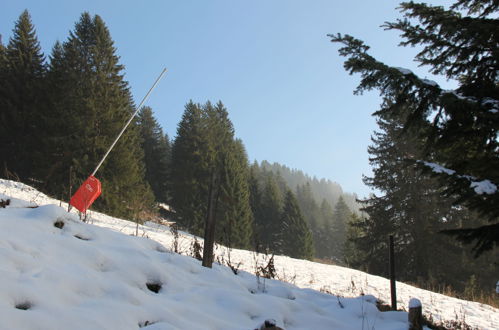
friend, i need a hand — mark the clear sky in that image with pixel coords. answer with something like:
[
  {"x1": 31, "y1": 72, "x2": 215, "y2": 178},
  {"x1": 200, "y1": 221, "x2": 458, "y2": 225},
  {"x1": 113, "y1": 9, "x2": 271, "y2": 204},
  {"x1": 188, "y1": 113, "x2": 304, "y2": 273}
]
[{"x1": 1, "y1": 0, "x2": 454, "y2": 198}]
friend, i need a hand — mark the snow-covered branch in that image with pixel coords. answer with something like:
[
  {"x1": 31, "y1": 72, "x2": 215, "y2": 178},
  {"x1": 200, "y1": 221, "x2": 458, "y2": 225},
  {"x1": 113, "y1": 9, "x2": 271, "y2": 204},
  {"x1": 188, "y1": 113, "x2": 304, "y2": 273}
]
[{"x1": 420, "y1": 161, "x2": 498, "y2": 195}]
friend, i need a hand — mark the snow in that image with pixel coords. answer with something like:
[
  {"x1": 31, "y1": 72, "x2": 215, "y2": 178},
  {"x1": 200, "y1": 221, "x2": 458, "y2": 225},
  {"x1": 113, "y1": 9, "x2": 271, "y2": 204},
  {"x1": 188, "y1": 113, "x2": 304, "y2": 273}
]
[
  {"x1": 1, "y1": 179, "x2": 498, "y2": 329},
  {"x1": 409, "y1": 298, "x2": 421, "y2": 309},
  {"x1": 482, "y1": 97, "x2": 499, "y2": 110},
  {"x1": 420, "y1": 161, "x2": 498, "y2": 195},
  {"x1": 470, "y1": 180, "x2": 498, "y2": 195},
  {"x1": 421, "y1": 161, "x2": 456, "y2": 175},
  {"x1": 394, "y1": 67, "x2": 413, "y2": 75},
  {"x1": 420, "y1": 79, "x2": 438, "y2": 87}
]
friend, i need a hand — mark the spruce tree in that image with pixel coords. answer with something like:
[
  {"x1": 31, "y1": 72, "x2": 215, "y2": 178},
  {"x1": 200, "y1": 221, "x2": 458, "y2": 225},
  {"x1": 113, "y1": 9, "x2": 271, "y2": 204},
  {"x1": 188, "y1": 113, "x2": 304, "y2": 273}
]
[
  {"x1": 217, "y1": 139, "x2": 254, "y2": 249},
  {"x1": 170, "y1": 101, "x2": 206, "y2": 233},
  {"x1": 330, "y1": 0, "x2": 499, "y2": 254},
  {"x1": 296, "y1": 183, "x2": 322, "y2": 256},
  {"x1": 331, "y1": 196, "x2": 351, "y2": 260},
  {"x1": 281, "y1": 190, "x2": 314, "y2": 259},
  {"x1": 43, "y1": 13, "x2": 153, "y2": 218},
  {"x1": 138, "y1": 106, "x2": 171, "y2": 203},
  {"x1": 255, "y1": 175, "x2": 283, "y2": 252},
  {"x1": 317, "y1": 199, "x2": 335, "y2": 259},
  {"x1": 170, "y1": 101, "x2": 254, "y2": 247},
  {"x1": 0, "y1": 10, "x2": 46, "y2": 181}
]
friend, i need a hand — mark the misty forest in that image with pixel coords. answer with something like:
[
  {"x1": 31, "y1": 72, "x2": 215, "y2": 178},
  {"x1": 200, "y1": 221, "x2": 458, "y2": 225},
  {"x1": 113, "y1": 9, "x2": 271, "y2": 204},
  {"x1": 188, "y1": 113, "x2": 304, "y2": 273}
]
[{"x1": 1, "y1": 0, "x2": 498, "y2": 319}]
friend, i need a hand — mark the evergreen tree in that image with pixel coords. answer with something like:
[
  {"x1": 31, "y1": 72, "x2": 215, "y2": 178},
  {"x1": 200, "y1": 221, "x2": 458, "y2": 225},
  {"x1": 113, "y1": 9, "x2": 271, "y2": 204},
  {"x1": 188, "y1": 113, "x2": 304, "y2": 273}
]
[
  {"x1": 296, "y1": 183, "x2": 322, "y2": 255},
  {"x1": 217, "y1": 139, "x2": 253, "y2": 249},
  {"x1": 43, "y1": 13, "x2": 153, "y2": 218},
  {"x1": 330, "y1": 0, "x2": 499, "y2": 254},
  {"x1": 317, "y1": 199, "x2": 335, "y2": 259},
  {"x1": 280, "y1": 190, "x2": 314, "y2": 259},
  {"x1": 0, "y1": 10, "x2": 46, "y2": 181},
  {"x1": 138, "y1": 106, "x2": 171, "y2": 203},
  {"x1": 331, "y1": 196, "x2": 351, "y2": 260},
  {"x1": 170, "y1": 101, "x2": 254, "y2": 248},
  {"x1": 347, "y1": 104, "x2": 495, "y2": 290},
  {"x1": 170, "y1": 101, "x2": 206, "y2": 233},
  {"x1": 343, "y1": 212, "x2": 367, "y2": 269},
  {"x1": 255, "y1": 175, "x2": 283, "y2": 252}
]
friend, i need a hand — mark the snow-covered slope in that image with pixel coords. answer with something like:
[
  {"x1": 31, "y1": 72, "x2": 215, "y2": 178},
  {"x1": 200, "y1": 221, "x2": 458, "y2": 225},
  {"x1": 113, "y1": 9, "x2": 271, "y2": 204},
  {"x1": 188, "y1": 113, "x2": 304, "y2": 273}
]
[{"x1": 1, "y1": 179, "x2": 498, "y2": 329}]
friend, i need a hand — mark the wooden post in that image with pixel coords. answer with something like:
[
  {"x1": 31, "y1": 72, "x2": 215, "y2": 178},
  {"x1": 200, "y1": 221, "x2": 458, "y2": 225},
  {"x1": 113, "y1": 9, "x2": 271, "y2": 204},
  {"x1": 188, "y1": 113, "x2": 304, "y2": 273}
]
[
  {"x1": 202, "y1": 169, "x2": 220, "y2": 268},
  {"x1": 389, "y1": 235, "x2": 397, "y2": 310},
  {"x1": 408, "y1": 298, "x2": 423, "y2": 330}
]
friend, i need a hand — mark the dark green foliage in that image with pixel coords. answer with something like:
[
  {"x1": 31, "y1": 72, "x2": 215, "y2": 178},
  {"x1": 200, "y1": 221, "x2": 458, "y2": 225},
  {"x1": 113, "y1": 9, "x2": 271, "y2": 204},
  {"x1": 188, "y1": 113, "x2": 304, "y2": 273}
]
[
  {"x1": 41, "y1": 13, "x2": 153, "y2": 218},
  {"x1": 330, "y1": 0, "x2": 498, "y2": 254},
  {"x1": 344, "y1": 104, "x2": 498, "y2": 294},
  {"x1": 280, "y1": 190, "x2": 314, "y2": 259},
  {"x1": 331, "y1": 196, "x2": 350, "y2": 260},
  {"x1": 314, "y1": 199, "x2": 335, "y2": 259},
  {"x1": 170, "y1": 101, "x2": 206, "y2": 233},
  {"x1": 138, "y1": 106, "x2": 171, "y2": 203},
  {"x1": 0, "y1": 10, "x2": 46, "y2": 181},
  {"x1": 254, "y1": 175, "x2": 283, "y2": 252},
  {"x1": 170, "y1": 101, "x2": 253, "y2": 248},
  {"x1": 217, "y1": 139, "x2": 254, "y2": 249},
  {"x1": 295, "y1": 183, "x2": 322, "y2": 254}
]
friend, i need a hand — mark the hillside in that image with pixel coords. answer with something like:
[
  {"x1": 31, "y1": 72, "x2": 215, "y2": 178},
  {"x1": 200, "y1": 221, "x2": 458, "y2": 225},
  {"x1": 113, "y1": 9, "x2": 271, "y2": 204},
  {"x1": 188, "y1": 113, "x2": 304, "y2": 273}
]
[{"x1": 1, "y1": 179, "x2": 498, "y2": 329}]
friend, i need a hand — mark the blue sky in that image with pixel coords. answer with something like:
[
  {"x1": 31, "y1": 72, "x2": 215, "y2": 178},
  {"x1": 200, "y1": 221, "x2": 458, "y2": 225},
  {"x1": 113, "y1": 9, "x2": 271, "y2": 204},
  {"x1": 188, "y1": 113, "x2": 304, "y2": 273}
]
[{"x1": 1, "y1": 0, "x2": 455, "y2": 197}]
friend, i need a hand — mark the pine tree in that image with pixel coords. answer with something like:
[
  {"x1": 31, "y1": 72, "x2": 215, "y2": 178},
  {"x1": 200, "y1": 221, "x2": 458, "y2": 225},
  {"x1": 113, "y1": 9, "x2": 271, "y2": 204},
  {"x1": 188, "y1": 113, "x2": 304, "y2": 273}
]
[
  {"x1": 296, "y1": 182, "x2": 322, "y2": 256},
  {"x1": 0, "y1": 10, "x2": 46, "y2": 181},
  {"x1": 217, "y1": 139, "x2": 254, "y2": 249},
  {"x1": 43, "y1": 13, "x2": 153, "y2": 218},
  {"x1": 170, "y1": 101, "x2": 254, "y2": 248},
  {"x1": 280, "y1": 190, "x2": 314, "y2": 259},
  {"x1": 330, "y1": 0, "x2": 499, "y2": 255},
  {"x1": 170, "y1": 101, "x2": 206, "y2": 233},
  {"x1": 255, "y1": 175, "x2": 283, "y2": 252},
  {"x1": 317, "y1": 199, "x2": 335, "y2": 259},
  {"x1": 138, "y1": 106, "x2": 171, "y2": 203},
  {"x1": 331, "y1": 196, "x2": 351, "y2": 260}
]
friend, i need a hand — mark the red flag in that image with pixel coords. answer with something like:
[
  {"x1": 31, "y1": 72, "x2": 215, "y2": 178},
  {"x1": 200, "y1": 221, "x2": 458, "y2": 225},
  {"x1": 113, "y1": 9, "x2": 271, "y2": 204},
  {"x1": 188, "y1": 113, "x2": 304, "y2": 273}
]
[{"x1": 70, "y1": 176, "x2": 102, "y2": 213}]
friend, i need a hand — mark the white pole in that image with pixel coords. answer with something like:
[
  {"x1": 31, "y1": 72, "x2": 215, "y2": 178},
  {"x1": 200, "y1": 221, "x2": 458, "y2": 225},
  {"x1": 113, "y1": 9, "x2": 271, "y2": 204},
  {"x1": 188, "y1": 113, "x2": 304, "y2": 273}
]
[{"x1": 91, "y1": 68, "x2": 167, "y2": 177}]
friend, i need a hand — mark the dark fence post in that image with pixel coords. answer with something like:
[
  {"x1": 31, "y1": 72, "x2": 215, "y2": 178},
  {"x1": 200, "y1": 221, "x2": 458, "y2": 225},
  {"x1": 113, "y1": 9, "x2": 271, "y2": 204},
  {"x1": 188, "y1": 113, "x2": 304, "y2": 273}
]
[
  {"x1": 408, "y1": 298, "x2": 423, "y2": 330},
  {"x1": 389, "y1": 235, "x2": 397, "y2": 310}
]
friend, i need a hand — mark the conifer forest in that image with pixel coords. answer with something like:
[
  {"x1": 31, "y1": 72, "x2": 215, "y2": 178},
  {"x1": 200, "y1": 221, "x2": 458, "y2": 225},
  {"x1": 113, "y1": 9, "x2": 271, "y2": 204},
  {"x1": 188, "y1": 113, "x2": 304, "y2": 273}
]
[{"x1": 1, "y1": 0, "x2": 498, "y2": 309}]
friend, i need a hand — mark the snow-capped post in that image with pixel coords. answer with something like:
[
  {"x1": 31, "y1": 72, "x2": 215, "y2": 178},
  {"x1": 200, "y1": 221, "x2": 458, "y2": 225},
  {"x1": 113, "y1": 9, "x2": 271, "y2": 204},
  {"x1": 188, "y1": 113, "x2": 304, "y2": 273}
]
[
  {"x1": 408, "y1": 298, "x2": 423, "y2": 330},
  {"x1": 389, "y1": 235, "x2": 397, "y2": 310},
  {"x1": 69, "y1": 68, "x2": 167, "y2": 214}
]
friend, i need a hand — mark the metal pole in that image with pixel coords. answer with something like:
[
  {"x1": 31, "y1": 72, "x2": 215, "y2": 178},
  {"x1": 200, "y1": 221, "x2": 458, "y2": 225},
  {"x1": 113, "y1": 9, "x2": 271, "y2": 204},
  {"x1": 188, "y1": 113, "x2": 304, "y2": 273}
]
[{"x1": 91, "y1": 68, "x2": 167, "y2": 176}]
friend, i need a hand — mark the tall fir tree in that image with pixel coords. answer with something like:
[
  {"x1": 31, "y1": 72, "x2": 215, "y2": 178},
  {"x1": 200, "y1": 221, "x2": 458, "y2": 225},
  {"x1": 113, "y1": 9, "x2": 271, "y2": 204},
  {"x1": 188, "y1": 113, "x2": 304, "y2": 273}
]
[
  {"x1": 331, "y1": 196, "x2": 351, "y2": 261},
  {"x1": 349, "y1": 104, "x2": 498, "y2": 291},
  {"x1": 138, "y1": 106, "x2": 171, "y2": 203},
  {"x1": 316, "y1": 199, "x2": 335, "y2": 259},
  {"x1": 330, "y1": 0, "x2": 499, "y2": 254},
  {"x1": 280, "y1": 189, "x2": 314, "y2": 259},
  {"x1": 170, "y1": 101, "x2": 253, "y2": 247},
  {"x1": 255, "y1": 175, "x2": 283, "y2": 252},
  {"x1": 217, "y1": 139, "x2": 254, "y2": 249},
  {"x1": 296, "y1": 182, "x2": 322, "y2": 256},
  {"x1": 0, "y1": 10, "x2": 46, "y2": 181},
  {"x1": 43, "y1": 13, "x2": 153, "y2": 218},
  {"x1": 170, "y1": 101, "x2": 206, "y2": 233}
]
